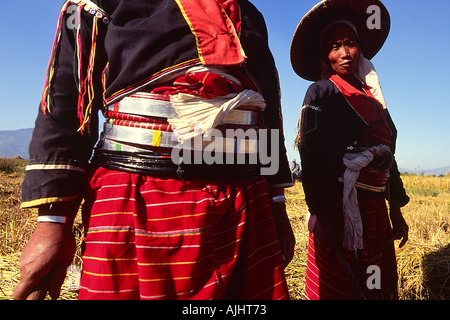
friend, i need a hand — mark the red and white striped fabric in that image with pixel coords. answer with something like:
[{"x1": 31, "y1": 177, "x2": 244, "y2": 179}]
[
  {"x1": 78, "y1": 167, "x2": 289, "y2": 300},
  {"x1": 305, "y1": 191, "x2": 398, "y2": 300}
]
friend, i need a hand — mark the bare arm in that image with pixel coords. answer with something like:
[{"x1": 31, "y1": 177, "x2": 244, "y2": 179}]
[{"x1": 13, "y1": 203, "x2": 77, "y2": 300}]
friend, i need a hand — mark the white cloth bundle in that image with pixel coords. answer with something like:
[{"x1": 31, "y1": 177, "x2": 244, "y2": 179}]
[
  {"x1": 342, "y1": 145, "x2": 391, "y2": 251},
  {"x1": 168, "y1": 89, "x2": 266, "y2": 142},
  {"x1": 356, "y1": 55, "x2": 387, "y2": 109}
]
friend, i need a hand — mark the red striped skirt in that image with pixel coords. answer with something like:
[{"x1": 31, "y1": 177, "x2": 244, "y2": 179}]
[
  {"x1": 78, "y1": 167, "x2": 289, "y2": 300},
  {"x1": 305, "y1": 191, "x2": 398, "y2": 300}
]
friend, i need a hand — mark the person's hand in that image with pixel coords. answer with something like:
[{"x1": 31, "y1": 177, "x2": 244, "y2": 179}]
[
  {"x1": 390, "y1": 201, "x2": 409, "y2": 248},
  {"x1": 13, "y1": 222, "x2": 76, "y2": 300},
  {"x1": 271, "y1": 202, "x2": 296, "y2": 267}
]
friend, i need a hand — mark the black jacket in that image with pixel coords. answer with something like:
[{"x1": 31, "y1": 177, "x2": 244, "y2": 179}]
[
  {"x1": 22, "y1": 0, "x2": 292, "y2": 208},
  {"x1": 298, "y1": 79, "x2": 409, "y2": 220}
]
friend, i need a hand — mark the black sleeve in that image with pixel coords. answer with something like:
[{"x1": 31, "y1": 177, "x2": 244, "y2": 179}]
[
  {"x1": 21, "y1": 2, "x2": 107, "y2": 209},
  {"x1": 297, "y1": 80, "x2": 369, "y2": 217},
  {"x1": 298, "y1": 81, "x2": 345, "y2": 217},
  {"x1": 240, "y1": 0, "x2": 293, "y2": 188}
]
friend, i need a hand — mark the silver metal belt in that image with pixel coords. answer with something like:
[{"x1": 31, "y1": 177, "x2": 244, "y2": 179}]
[
  {"x1": 108, "y1": 93, "x2": 258, "y2": 126},
  {"x1": 110, "y1": 94, "x2": 178, "y2": 118},
  {"x1": 101, "y1": 123, "x2": 259, "y2": 154},
  {"x1": 103, "y1": 123, "x2": 178, "y2": 149},
  {"x1": 101, "y1": 138, "x2": 151, "y2": 153}
]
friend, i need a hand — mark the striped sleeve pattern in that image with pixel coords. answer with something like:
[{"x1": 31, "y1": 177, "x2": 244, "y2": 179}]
[
  {"x1": 78, "y1": 167, "x2": 289, "y2": 300},
  {"x1": 21, "y1": 2, "x2": 104, "y2": 208},
  {"x1": 21, "y1": 161, "x2": 87, "y2": 208}
]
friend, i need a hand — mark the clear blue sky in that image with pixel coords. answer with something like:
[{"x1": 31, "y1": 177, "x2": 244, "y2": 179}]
[{"x1": 1, "y1": 0, "x2": 449, "y2": 170}]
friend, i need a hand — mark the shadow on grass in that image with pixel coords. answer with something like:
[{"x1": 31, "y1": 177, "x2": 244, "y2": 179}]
[{"x1": 422, "y1": 243, "x2": 450, "y2": 299}]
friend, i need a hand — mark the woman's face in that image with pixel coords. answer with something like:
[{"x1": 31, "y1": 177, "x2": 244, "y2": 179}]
[{"x1": 325, "y1": 24, "x2": 360, "y2": 77}]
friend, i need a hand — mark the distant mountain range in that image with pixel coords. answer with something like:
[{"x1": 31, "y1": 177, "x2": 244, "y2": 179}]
[
  {"x1": 0, "y1": 128, "x2": 33, "y2": 159},
  {"x1": 399, "y1": 166, "x2": 450, "y2": 176},
  {"x1": 0, "y1": 128, "x2": 449, "y2": 176}
]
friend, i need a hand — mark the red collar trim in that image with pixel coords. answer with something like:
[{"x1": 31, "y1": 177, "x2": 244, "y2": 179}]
[{"x1": 175, "y1": 0, "x2": 245, "y2": 66}]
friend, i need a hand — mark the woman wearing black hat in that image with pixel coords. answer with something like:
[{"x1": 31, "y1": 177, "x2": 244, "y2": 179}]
[{"x1": 291, "y1": 0, "x2": 409, "y2": 300}]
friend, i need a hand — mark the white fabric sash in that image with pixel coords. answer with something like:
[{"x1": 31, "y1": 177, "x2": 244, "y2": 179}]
[
  {"x1": 168, "y1": 89, "x2": 266, "y2": 142},
  {"x1": 342, "y1": 145, "x2": 391, "y2": 251}
]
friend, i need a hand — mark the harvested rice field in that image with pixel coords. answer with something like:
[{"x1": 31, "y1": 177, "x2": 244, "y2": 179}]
[{"x1": 1, "y1": 159, "x2": 449, "y2": 300}]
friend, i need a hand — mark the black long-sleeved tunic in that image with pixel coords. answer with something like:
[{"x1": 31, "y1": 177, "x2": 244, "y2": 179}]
[
  {"x1": 297, "y1": 78, "x2": 409, "y2": 222},
  {"x1": 22, "y1": 0, "x2": 293, "y2": 208}
]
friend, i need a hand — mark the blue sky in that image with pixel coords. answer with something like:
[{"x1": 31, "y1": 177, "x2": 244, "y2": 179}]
[{"x1": 1, "y1": 0, "x2": 449, "y2": 170}]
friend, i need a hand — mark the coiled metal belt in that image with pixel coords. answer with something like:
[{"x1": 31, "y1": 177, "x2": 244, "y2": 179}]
[
  {"x1": 95, "y1": 92, "x2": 263, "y2": 179},
  {"x1": 107, "y1": 92, "x2": 258, "y2": 126},
  {"x1": 101, "y1": 123, "x2": 259, "y2": 154},
  {"x1": 101, "y1": 92, "x2": 260, "y2": 153}
]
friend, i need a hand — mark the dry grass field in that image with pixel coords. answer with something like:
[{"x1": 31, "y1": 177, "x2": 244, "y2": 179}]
[
  {"x1": 0, "y1": 158, "x2": 449, "y2": 300},
  {"x1": 285, "y1": 173, "x2": 450, "y2": 300}
]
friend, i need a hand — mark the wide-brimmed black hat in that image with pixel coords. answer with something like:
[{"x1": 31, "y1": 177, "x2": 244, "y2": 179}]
[{"x1": 290, "y1": 0, "x2": 390, "y2": 81}]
